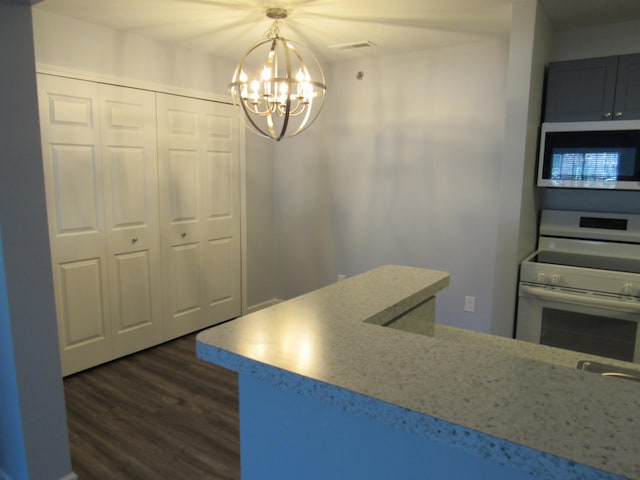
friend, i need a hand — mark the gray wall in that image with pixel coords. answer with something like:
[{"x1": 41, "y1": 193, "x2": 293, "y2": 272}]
[
  {"x1": 491, "y1": 0, "x2": 551, "y2": 337},
  {"x1": 272, "y1": 3, "x2": 640, "y2": 334},
  {"x1": 274, "y1": 37, "x2": 511, "y2": 333},
  {"x1": 0, "y1": 4, "x2": 72, "y2": 479},
  {"x1": 551, "y1": 18, "x2": 640, "y2": 61},
  {"x1": 245, "y1": 133, "x2": 276, "y2": 307},
  {"x1": 8, "y1": 2, "x2": 640, "y2": 477},
  {"x1": 30, "y1": 3, "x2": 640, "y2": 339}
]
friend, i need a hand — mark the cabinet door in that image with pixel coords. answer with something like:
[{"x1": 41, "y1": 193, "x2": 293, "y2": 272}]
[
  {"x1": 37, "y1": 74, "x2": 112, "y2": 375},
  {"x1": 612, "y1": 53, "x2": 640, "y2": 120},
  {"x1": 544, "y1": 56, "x2": 619, "y2": 122},
  {"x1": 99, "y1": 84, "x2": 164, "y2": 356},
  {"x1": 157, "y1": 94, "x2": 241, "y2": 339}
]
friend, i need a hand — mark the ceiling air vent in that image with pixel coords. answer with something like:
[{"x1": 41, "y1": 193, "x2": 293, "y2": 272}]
[{"x1": 329, "y1": 41, "x2": 376, "y2": 50}]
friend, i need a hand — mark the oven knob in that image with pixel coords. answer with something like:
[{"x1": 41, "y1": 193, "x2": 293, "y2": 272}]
[
  {"x1": 537, "y1": 272, "x2": 546, "y2": 283},
  {"x1": 622, "y1": 283, "x2": 636, "y2": 296},
  {"x1": 551, "y1": 274, "x2": 561, "y2": 285}
]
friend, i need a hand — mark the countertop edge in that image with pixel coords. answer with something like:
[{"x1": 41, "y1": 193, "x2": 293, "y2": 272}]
[
  {"x1": 195, "y1": 265, "x2": 636, "y2": 480},
  {"x1": 195, "y1": 340, "x2": 624, "y2": 480}
]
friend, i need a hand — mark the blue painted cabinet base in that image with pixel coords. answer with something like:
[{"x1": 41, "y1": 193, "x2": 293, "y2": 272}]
[{"x1": 239, "y1": 374, "x2": 535, "y2": 480}]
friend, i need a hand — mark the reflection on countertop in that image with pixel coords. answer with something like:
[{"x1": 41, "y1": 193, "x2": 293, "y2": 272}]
[{"x1": 197, "y1": 265, "x2": 639, "y2": 480}]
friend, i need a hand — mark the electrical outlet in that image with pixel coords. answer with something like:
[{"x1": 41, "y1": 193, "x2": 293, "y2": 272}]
[
  {"x1": 464, "y1": 296, "x2": 476, "y2": 313},
  {"x1": 337, "y1": 274, "x2": 346, "y2": 282}
]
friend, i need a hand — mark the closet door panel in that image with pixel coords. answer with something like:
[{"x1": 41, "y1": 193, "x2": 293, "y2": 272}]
[
  {"x1": 171, "y1": 242, "x2": 203, "y2": 316},
  {"x1": 167, "y1": 149, "x2": 201, "y2": 245},
  {"x1": 109, "y1": 146, "x2": 146, "y2": 227},
  {"x1": 165, "y1": 103, "x2": 202, "y2": 248},
  {"x1": 202, "y1": 105, "x2": 241, "y2": 321},
  {"x1": 37, "y1": 74, "x2": 112, "y2": 375},
  {"x1": 50, "y1": 144, "x2": 100, "y2": 236},
  {"x1": 158, "y1": 93, "x2": 241, "y2": 339},
  {"x1": 39, "y1": 77, "x2": 106, "y2": 253},
  {"x1": 207, "y1": 151, "x2": 232, "y2": 221},
  {"x1": 206, "y1": 237, "x2": 234, "y2": 304},
  {"x1": 158, "y1": 94, "x2": 206, "y2": 338},
  {"x1": 56, "y1": 258, "x2": 109, "y2": 353},
  {"x1": 99, "y1": 84, "x2": 163, "y2": 355},
  {"x1": 168, "y1": 108, "x2": 198, "y2": 138},
  {"x1": 38, "y1": 76, "x2": 244, "y2": 372},
  {"x1": 38, "y1": 75, "x2": 166, "y2": 374},
  {"x1": 112, "y1": 251, "x2": 153, "y2": 331},
  {"x1": 46, "y1": 91, "x2": 95, "y2": 134}
]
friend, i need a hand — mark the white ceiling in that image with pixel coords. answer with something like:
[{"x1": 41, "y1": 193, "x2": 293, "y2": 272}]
[{"x1": 33, "y1": 0, "x2": 640, "y2": 64}]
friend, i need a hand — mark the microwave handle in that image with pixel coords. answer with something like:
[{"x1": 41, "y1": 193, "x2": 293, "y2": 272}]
[{"x1": 520, "y1": 285, "x2": 640, "y2": 313}]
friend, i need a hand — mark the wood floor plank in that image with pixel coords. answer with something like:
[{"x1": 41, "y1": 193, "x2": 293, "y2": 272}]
[{"x1": 64, "y1": 332, "x2": 240, "y2": 479}]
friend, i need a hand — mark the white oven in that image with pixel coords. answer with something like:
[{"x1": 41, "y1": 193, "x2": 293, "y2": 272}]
[
  {"x1": 517, "y1": 281, "x2": 640, "y2": 363},
  {"x1": 516, "y1": 210, "x2": 640, "y2": 364}
]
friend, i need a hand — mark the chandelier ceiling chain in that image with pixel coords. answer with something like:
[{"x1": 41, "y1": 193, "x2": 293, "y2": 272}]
[
  {"x1": 228, "y1": 7, "x2": 327, "y2": 141},
  {"x1": 264, "y1": 19, "x2": 280, "y2": 39},
  {"x1": 264, "y1": 7, "x2": 286, "y2": 38}
]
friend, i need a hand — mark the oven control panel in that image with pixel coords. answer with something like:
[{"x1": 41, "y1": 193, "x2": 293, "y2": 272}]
[
  {"x1": 536, "y1": 273, "x2": 563, "y2": 285},
  {"x1": 520, "y1": 253, "x2": 640, "y2": 298}
]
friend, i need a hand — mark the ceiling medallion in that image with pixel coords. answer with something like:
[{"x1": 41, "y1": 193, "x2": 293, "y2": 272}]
[{"x1": 229, "y1": 8, "x2": 327, "y2": 141}]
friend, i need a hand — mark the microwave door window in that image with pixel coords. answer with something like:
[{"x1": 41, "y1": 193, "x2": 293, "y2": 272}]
[
  {"x1": 539, "y1": 128, "x2": 640, "y2": 189},
  {"x1": 550, "y1": 149, "x2": 623, "y2": 182}
]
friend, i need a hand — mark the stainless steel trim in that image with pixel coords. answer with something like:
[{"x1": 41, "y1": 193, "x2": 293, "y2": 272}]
[{"x1": 520, "y1": 284, "x2": 640, "y2": 313}]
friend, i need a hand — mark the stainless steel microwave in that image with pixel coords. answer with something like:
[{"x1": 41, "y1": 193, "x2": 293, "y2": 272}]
[{"x1": 538, "y1": 120, "x2": 640, "y2": 190}]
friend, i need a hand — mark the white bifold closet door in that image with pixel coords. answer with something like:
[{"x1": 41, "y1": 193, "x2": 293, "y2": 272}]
[
  {"x1": 156, "y1": 93, "x2": 241, "y2": 339},
  {"x1": 37, "y1": 74, "x2": 162, "y2": 375}
]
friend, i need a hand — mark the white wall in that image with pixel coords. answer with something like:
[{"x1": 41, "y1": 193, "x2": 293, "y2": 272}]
[
  {"x1": 0, "y1": 4, "x2": 73, "y2": 479},
  {"x1": 32, "y1": 10, "x2": 232, "y2": 96},
  {"x1": 274, "y1": 38, "x2": 510, "y2": 332},
  {"x1": 32, "y1": 9, "x2": 277, "y2": 308}
]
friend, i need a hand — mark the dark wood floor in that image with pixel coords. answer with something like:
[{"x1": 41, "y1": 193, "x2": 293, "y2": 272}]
[{"x1": 63, "y1": 333, "x2": 240, "y2": 479}]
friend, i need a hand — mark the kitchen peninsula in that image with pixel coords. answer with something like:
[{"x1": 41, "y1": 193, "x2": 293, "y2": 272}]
[{"x1": 196, "y1": 265, "x2": 639, "y2": 480}]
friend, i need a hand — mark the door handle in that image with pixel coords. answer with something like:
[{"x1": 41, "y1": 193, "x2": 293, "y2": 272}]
[{"x1": 520, "y1": 285, "x2": 640, "y2": 313}]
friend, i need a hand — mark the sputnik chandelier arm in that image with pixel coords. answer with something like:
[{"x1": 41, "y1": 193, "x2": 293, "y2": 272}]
[{"x1": 228, "y1": 7, "x2": 327, "y2": 141}]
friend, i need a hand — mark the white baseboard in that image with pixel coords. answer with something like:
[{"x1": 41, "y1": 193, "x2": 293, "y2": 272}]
[
  {"x1": 246, "y1": 298, "x2": 282, "y2": 315},
  {"x1": 0, "y1": 469, "x2": 76, "y2": 480}
]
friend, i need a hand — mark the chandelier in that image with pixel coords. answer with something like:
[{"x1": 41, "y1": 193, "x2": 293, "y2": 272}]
[{"x1": 229, "y1": 8, "x2": 327, "y2": 141}]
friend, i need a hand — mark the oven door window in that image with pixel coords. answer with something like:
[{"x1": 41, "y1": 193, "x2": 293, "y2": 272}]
[{"x1": 540, "y1": 308, "x2": 637, "y2": 362}]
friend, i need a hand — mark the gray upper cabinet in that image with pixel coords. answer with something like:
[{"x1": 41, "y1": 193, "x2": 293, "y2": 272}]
[
  {"x1": 613, "y1": 54, "x2": 640, "y2": 120},
  {"x1": 544, "y1": 54, "x2": 640, "y2": 122}
]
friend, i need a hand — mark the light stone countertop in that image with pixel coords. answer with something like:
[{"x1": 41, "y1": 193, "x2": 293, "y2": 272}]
[{"x1": 196, "y1": 265, "x2": 640, "y2": 480}]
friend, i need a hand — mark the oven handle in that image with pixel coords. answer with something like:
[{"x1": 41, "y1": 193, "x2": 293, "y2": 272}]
[{"x1": 520, "y1": 285, "x2": 640, "y2": 313}]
